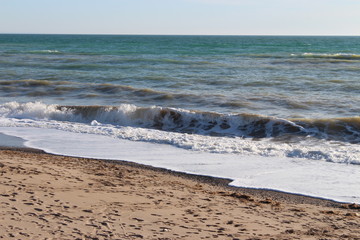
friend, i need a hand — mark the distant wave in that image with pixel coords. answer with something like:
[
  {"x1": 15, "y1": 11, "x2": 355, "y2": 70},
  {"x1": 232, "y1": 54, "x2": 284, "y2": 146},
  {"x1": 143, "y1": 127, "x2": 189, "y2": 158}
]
[
  {"x1": 25, "y1": 50, "x2": 61, "y2": 54},
  {"x1": 35, "y1": 50, "x2": 60, "y2": 53},
  {"x1": 0, "y1": 80, "x2": 218, "y2": 107},
  {"x1": 294, "y1": 53, "x2": 360, "y2": 60},
  {"x1": 246, "y1": 53, "x2": 360, "y2": 61}
]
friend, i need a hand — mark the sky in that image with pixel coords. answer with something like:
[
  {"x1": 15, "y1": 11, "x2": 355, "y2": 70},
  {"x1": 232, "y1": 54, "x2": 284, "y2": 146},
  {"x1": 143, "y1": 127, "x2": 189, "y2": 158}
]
[{"x1": 1, "y1": 0, "x2": 359, "y2": 35}]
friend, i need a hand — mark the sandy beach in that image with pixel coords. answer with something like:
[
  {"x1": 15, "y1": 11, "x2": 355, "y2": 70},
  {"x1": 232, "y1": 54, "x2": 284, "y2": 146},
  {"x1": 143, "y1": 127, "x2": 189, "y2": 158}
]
[{"x1": 0, "y1": 149, "x2": 359, "y2": 240}]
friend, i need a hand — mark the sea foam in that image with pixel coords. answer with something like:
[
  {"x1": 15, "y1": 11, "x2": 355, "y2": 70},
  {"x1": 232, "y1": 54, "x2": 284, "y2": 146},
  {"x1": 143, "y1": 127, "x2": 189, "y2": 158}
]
[
  {"x1": 1, "y1": 126, "x2": 360, "y2": 204},
  {"x1": 0, "y1": 102, "x2": 359, "y2": 164}
]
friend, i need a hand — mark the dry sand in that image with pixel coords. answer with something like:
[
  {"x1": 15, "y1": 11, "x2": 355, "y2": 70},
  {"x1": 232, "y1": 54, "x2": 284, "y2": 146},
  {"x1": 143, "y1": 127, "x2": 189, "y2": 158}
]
[{"x1": 0, "y1": 149, "x2": 359, "y2": 240}]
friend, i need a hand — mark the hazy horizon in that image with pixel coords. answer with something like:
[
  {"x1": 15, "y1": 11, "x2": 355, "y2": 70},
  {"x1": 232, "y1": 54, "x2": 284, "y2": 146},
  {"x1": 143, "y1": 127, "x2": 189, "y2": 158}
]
[{"x1": 1, "y1": 33, "x2": 360, "y2": 37}]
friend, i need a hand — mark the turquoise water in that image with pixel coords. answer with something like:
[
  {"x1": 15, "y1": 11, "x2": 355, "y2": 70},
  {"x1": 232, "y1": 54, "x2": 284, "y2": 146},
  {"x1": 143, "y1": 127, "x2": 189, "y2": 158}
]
[
  {"x1": 0, "y1": 34, "x2": 359, "y2": 161},
  {"x1": 1, "y1": 34, "x2": 359, "y2": 118}
]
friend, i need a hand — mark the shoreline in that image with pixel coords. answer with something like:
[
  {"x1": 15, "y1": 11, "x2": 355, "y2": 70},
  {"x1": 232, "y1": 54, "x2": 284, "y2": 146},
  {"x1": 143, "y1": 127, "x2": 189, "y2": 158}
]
[
  {"x1": 0, "y1": 148, "x2": 359, "y2": 239},
  {"x1": 0, "y1": 131, "x2": 355, "y2": 206},
  {"x1": 0, "y1": 145, "x2": 353, "y2": 207}
]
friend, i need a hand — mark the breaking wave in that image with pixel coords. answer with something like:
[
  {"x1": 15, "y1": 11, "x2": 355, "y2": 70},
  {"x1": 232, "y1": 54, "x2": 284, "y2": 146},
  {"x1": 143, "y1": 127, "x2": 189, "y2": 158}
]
[
  {"x1": 0, "y1": 102, "x2": 359, "y2": 164},
  {"x1": 0, "y1": 101, "x2": 359, "y2": 143}
]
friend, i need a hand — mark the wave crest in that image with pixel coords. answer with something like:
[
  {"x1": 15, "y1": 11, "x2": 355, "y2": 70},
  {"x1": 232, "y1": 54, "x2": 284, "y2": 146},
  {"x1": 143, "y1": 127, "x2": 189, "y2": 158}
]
[
  {"x1": 1, "y1": 102, "x2": 359, "y2": 143},
  {"x1": 0, "y1": 102, "x2": 359, "y2": 164},
  {"x1": 298, "y1": 53, "x2": 360, "y2": 60}
]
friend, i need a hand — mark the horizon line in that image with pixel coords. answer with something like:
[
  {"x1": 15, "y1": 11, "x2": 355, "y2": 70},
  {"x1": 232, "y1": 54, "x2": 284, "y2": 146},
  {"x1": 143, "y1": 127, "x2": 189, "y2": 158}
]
[{"x1": 1, "y1": 33, "x2": 360, "y2": 37}]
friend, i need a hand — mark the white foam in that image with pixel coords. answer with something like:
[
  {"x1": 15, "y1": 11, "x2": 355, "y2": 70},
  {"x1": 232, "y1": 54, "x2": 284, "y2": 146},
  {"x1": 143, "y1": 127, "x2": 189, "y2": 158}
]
[
  {"x1": 1, "y1": 126, "x2": 360, "y2": 204},
  {"x1": 301, "y1": 52, "x2": 360, "y2": 59},
  {"x1": 29, "y1": 50, "x2": 60, "y2": 54},
  {"x1": 0, "y1": 109, "x2": 359, "y2": 164}
]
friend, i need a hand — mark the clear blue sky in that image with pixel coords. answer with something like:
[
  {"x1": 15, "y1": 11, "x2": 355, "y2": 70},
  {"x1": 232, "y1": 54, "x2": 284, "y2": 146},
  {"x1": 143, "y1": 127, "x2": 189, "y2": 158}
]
[{"x1": 1, "y1": 0, "x2": 359, "y2": 35}]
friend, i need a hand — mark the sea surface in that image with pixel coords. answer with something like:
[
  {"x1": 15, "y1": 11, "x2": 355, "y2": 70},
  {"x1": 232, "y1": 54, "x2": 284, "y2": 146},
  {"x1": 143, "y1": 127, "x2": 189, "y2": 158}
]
[{"x1": 0, "y1": 34, "x2": 359, "y2": 203}]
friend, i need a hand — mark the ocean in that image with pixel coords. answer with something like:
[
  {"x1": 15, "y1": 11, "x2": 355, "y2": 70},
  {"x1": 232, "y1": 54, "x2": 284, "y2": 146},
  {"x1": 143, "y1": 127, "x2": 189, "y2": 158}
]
[{"x1": 0, "y1": 34, "x2": 359, "y2": 203}]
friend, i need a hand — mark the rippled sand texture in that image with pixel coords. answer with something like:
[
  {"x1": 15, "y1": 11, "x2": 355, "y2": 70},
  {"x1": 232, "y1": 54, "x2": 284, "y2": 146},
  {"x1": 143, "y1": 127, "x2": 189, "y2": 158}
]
[{"x1": 0, "y1": 150, "x2": 359, "y2": 239}]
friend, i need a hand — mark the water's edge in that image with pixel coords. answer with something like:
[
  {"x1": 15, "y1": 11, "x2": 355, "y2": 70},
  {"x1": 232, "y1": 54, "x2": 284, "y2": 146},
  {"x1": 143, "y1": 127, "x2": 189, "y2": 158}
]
[
  {"x1": 0, "y1": 133, "x2": 26, "y2": 148},
  {"x1": 0, "y1": 132, "x2": 349, "y2": 206}
]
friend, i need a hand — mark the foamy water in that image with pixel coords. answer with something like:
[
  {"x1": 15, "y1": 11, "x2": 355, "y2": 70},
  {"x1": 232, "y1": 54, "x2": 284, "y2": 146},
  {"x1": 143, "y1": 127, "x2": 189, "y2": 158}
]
[
  {"x1": 0, "y1": 102, "x2": 359, "y2": 164},
  {"x1": 1, "y1": 126, "x2": 359, "y2": 204}
]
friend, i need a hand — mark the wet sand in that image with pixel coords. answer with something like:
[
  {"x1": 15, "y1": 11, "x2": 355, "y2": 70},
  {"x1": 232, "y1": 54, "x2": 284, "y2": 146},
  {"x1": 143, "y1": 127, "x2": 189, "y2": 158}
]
[{"x1": 0, "y1": 149, "x2": 359, "y2": 240}]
